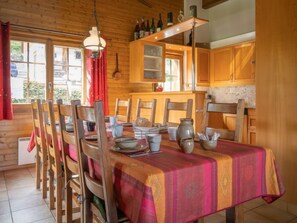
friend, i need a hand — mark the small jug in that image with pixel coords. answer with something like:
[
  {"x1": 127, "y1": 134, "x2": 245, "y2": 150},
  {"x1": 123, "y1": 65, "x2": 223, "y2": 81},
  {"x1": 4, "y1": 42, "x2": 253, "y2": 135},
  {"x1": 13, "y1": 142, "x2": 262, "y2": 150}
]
[
  {"x1": 176, "y1": 118, "x2": 194, "y2": 146},
  {"x1": 180, "y1": 138, "x2": 194, "y2": 154}
]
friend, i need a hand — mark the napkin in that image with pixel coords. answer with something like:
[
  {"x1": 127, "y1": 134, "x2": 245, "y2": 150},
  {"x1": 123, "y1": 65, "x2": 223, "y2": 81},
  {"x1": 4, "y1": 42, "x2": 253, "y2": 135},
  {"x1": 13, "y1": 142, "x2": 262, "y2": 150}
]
[{"x1": 197, "y1": 132, "x2": 220, "y2": 141}]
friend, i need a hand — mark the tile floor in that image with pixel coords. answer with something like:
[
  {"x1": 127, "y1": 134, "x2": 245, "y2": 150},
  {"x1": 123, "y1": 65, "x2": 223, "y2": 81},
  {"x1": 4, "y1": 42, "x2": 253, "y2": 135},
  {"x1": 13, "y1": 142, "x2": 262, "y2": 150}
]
[{"x1": 0, "y1": 167, "x2": 296, "y2": 223}]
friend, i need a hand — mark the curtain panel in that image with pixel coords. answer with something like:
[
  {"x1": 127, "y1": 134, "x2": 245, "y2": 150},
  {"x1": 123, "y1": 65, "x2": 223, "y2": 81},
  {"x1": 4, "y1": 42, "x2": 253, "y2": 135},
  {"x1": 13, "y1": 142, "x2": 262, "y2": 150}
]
[
  {"x1": 86, "y1": 48, "x2": 109, "y2": 115},
  {"x1": 0, "y1": 21, "x2": 12, "y2": 120}
]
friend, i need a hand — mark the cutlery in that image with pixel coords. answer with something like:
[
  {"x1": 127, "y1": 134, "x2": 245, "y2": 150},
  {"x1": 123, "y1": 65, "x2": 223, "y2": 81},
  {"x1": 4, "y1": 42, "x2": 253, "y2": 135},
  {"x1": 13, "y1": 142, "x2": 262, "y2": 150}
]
[{"x1": 128, "y1": 150, "x2": 162, "y2": 158}]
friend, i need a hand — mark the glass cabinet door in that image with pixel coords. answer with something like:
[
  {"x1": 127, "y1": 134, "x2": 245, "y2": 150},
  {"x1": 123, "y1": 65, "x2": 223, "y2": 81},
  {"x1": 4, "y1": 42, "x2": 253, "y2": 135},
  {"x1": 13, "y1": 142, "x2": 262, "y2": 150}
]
[{"x1": 143, "y1": 44, "x2": 163, "y2": 80}]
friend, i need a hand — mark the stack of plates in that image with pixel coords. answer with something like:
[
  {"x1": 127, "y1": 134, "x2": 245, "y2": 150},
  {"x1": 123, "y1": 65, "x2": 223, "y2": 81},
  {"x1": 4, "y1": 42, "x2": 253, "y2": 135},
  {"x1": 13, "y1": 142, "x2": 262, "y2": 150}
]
[{"x1": 133, "y1": 127, "x2": 159, "y2": 139}]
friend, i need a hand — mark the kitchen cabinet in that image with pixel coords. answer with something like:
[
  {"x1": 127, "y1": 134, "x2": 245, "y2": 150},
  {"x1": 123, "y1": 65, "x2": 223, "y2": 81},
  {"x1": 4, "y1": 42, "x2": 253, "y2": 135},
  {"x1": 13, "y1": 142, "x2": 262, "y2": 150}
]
[
  {"x1": 233, "y1": 42, "x2": 256, "y2": 84},
  {"x1": 210, "y1": 46, "x2": 233, "y2": 85},
  {"x1": 210, "y1": 41, "x2": 255, "y2": 86},
  {"x1": 129, "y1": 41, "x2": 165, "y2": 83}
]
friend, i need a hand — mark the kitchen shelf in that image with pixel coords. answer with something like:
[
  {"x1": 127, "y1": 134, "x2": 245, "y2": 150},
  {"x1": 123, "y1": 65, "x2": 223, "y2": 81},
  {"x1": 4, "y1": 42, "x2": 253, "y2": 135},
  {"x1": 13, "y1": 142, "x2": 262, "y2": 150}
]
[
  {"x1": 136, "y1": 17, "x2": 208, "y2": 43},
  {"x1": 144, "y1": 68, "x2": 161, "y2": 72},
  {"x1": 144, "y1": 55, "x2": 162, "y2": 59}
]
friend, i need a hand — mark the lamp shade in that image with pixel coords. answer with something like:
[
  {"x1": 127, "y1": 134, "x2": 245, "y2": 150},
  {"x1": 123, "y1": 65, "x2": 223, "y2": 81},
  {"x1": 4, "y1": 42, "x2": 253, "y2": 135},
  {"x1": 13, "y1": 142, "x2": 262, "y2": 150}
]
[{"x1": 83, "y1": 27, "x2": 106, "y2": 51}]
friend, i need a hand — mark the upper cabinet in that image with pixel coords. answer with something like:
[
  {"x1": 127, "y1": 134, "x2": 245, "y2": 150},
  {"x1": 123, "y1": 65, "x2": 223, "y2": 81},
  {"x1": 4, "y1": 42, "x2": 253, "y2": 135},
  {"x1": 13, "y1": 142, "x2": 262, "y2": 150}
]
[
  {"x1": 233, "y1": 42, "x2": 256, "y2": 83},
  {"x1": 130, "y1": 41, "x2": 165, "y2": 83},
  {"x1": 210, "y1": 41, "x2": 256, "y2": 86},
  {"x1": 186, "y1": 47, "x2": 210, "y2": 87}
]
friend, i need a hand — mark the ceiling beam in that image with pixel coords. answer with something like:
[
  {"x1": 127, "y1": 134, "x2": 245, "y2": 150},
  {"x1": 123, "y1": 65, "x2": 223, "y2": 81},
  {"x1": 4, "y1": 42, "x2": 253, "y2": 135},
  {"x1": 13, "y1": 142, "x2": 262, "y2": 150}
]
[{"x1": 202, "y1": 0, "x2": 229, "y2": 9}]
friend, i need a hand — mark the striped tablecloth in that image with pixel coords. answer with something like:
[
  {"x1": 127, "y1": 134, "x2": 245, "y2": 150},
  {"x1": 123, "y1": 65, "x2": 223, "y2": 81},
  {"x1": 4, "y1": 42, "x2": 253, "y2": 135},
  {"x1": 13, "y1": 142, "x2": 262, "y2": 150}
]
[{"x1": 89, "y1": 132, "x2": 284, "y2": 223}]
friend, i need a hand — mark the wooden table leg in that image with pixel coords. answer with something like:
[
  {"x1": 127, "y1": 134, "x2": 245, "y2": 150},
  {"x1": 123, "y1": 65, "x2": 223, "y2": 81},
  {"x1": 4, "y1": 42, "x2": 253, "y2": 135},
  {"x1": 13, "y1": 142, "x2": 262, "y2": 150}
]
[{"x1": 226, "y1": 205, "x2": 244, "y2": 223}]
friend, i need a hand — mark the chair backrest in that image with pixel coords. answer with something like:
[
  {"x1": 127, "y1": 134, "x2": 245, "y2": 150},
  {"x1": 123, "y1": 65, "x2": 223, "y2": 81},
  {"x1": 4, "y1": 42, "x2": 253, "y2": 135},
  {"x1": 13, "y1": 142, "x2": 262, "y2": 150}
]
[
  {"x1": 31, "y1": 99, "x2": 47, "y2": 156},
  {"x1": 202, "y1": 99, "x2": 245, "y2": 142},
  {"x1": 163, "y1": 98, "x2": 193, "y2": 126},
  {"x1": 57, "y1": 99, "x2": 82, "y2": 187},
  {"x1": 136, "y1": 98, "x2": 157, "y2": 125},
  {"x1": 73, "y1": 100, "x2": 118, "y2": 223},
  {"x1": 41, "y1": 100, "x2": 62, "y2": 172},
  {"x1": 115, "y1": 98, "x2": 131, "y2": 123}
]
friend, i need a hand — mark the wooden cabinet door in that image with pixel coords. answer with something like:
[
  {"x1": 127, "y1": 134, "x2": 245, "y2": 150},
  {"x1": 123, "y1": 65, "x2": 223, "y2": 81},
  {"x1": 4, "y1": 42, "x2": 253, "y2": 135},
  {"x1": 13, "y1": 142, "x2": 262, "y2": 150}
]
[
  {"x1": 197, "y1": 48, "x2": 210, "y2": 86},
  {"x1": 129, "y1": 41, "x2": 165, "y2": 83},
  {"x1": 233, "y1": 42, "x2": 256, "y2": 84},
  {"x1": 210, "y1": 47, "x2": 233, "y2": 86}
]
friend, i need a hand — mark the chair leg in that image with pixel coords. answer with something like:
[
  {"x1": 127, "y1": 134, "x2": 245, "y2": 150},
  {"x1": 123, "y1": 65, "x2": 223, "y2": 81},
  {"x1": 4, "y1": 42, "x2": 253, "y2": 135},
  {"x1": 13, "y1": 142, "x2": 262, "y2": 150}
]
[
  {"x1": 49, "y1": 170, "x2": 55, "y2": 210},
  {"x1": 65, "y1": 183, "x2": 73, "y2": 223},
  {"x1": 56, "y1": 176, "x2": 63, "y2": 223},
  {"x1": 35, "y1": 154, "x2": 41, "y2": 190},
  {"x1": 84, "y1": 198, "x2": 91, "y2": 223},
  {"x1": 41, "y1": 160, "x2": 47, "y2": 199}
]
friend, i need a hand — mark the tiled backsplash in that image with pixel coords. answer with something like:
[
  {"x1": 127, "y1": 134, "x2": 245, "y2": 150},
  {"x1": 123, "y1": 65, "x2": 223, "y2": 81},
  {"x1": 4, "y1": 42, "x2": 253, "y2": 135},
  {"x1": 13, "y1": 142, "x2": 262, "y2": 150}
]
[
  {"x1": 195, "y1": 85, "x2": 256, "y2": 108},
  {"x1": 208, "y1": 85, "x2": 256, "y2": 108}
]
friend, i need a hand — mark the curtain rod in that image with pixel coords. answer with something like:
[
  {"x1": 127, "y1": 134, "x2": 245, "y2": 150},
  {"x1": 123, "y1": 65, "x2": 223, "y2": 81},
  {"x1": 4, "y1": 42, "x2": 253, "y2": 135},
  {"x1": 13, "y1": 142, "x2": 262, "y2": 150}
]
[{"x1": 11, "y1": 24, "x2": 85, "y2": 38}]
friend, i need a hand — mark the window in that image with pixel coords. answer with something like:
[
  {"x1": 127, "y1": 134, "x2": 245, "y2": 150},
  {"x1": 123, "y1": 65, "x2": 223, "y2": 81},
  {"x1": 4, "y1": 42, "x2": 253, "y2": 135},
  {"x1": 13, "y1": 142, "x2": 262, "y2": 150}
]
[
  {"x1": 163, "y1": 54, "x2": 183, "y2": 92},
  {"x1": 10, "y1": 40, "x2": 46, "y2": 103},
  {"x1": 10, "y1": 36, "x2": 85, "y2": 104},
  {"x1": 53, "y1": 46, "x2": 84, "y2": 103}
]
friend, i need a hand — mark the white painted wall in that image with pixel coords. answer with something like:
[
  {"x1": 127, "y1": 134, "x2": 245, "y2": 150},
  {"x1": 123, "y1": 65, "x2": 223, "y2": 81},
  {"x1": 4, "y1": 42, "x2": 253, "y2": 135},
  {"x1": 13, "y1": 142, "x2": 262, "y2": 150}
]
[
  {"x1": 184, "y1": 0, "x2": 255, "y2": 43},
  {"x1": 183, "y1": 0, "x2": 210, "y2": 43}
]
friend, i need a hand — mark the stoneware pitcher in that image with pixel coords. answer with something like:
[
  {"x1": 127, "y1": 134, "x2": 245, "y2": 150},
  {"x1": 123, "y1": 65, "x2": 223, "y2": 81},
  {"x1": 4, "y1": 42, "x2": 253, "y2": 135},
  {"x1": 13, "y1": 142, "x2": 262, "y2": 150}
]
[{"x1": 176, "y1": 118, "x2": 194, "y2": 147}]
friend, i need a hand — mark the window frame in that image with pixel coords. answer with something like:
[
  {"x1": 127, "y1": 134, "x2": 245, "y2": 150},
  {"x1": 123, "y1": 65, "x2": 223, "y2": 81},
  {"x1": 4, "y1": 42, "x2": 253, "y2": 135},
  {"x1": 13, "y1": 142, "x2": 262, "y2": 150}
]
[{"x1": 10, "y1": 29, "x2": 86, "y2": 104}]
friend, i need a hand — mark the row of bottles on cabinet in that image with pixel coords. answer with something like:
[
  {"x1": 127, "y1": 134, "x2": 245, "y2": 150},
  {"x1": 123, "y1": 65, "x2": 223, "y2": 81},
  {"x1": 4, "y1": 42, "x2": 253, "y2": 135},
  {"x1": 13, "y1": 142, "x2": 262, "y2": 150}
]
[
  {"x1": 133, "y1": 11, "x2": 184, "y2": 40},
  {"x1": 134, "y1": 13, "x2": 163, "y2": 40}
]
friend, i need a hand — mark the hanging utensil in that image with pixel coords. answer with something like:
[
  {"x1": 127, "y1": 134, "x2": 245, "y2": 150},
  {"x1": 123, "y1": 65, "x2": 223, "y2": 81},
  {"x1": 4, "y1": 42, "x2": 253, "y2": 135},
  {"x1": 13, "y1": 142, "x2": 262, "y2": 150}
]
[{"x1": 112, "y1": 53, "x2": 122, "y2": 80}]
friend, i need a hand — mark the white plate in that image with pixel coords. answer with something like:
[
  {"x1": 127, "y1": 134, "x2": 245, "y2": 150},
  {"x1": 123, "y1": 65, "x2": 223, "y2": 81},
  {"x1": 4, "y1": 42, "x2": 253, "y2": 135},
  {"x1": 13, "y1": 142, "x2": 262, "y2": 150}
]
[{"x1": 111, "y1": 144, "x2": 148, "y2": 154}]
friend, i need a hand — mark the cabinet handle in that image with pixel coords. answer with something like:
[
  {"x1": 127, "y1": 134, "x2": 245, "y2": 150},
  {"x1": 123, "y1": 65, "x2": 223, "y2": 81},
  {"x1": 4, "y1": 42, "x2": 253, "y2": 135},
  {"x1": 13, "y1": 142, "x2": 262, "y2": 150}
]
[{"x1": 251, "y1": 60, "x2": 256, "y2": 64}]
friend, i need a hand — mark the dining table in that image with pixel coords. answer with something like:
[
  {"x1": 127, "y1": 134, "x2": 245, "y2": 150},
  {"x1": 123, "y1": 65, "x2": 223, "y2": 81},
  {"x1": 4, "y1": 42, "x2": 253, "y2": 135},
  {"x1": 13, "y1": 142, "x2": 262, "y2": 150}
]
[
  {"x1": 27, "y1": 125, "x2": 285, "y2": 223},
  {"x1": 89, "y1": 127, "x2": 284, "y2": 223}
]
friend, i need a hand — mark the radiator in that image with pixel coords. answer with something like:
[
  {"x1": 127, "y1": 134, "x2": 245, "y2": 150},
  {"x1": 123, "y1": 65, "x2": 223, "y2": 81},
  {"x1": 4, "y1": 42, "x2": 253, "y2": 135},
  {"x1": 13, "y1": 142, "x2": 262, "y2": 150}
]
[{"x1": 18, "y1": 137, "x2": 36, "y2": 165}]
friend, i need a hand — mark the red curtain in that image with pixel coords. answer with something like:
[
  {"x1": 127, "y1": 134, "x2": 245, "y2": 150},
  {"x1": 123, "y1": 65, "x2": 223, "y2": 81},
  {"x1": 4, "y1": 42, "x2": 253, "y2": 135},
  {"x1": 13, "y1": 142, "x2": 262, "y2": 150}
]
[
  {"x1": 0, "y1": 21, "x2": 12, "y2": 120},
  {"x1": 86, "y1": 48, "x2": 109, "y2": 115}
]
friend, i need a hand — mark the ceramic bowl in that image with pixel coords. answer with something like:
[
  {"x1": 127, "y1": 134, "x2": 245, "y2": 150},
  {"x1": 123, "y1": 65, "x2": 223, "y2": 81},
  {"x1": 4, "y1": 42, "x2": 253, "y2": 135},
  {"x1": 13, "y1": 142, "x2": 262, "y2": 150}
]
[
  {"x1": 115, "y1": 137, "x2": 138, "y2": 149},
  {"x1": 200, "y1": 140, "x2": 217, "y2": 150}
]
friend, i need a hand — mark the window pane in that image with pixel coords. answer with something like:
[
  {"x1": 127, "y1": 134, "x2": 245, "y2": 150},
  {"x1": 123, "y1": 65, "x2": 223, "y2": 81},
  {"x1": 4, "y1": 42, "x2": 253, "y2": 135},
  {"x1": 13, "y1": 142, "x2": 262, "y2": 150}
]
[
  {"x1": 164, "y1": 58, "x2": 180, "y2": 92},
  {"x1": 54, "y1": 46, "x2": 67, "y2": 65},
  {"x1": 69, "y1": 48, "x2": 82, "y2": 66},
  {"x1": 69, "y1": 67, "x2": 82, "y2": 81},
  {"x1": 10, "y1": 40, "x2": 27, "y2": 62},
  {"x1": 29, "y1": 43, "x2": 46, "y2": 63},
  {"x1": 11, "y1": 40, "x2": 46, "y2": 103},
  {"x1": 53, "y1": 45, "x2": 83, "y2": 103},
  {"x1": 29, "y1": 64, "x2": 46, "y2": 83}
]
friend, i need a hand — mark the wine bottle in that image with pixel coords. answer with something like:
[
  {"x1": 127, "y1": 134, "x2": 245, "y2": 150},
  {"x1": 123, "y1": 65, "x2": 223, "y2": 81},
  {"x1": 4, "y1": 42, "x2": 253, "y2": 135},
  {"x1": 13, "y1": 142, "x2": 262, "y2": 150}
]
[
  {"x1": 150, "y1": 18, "x2": 155, "y2": 34},
  {"x1": 187, "y1": 30, "x2": 192, "y2": 46},
  {"x1": 139, "y1": 17, "x2": 146, "y2": 38},
  {"x1": 145, "y1": 20, "x2": 150, "y2": 37},
  {"x1": 156, "y1": 13, "x2": 163, "y2": 32},
  {"x1": 134, "y1": 19, "x2": 140, "y2": 40},
  {"x1": 167, "y1": 12, "x2": 173, "y2": 27}
]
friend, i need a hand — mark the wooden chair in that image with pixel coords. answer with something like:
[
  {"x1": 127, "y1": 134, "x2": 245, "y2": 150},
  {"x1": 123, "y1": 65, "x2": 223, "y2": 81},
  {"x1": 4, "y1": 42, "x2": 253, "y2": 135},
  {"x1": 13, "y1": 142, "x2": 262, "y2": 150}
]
[
  {"x1": 202, "y1": 99, "x2": 245, "y2": 142},
  {"x1": 163, "y1": 98, "x2": 193, "y2": 126},
  {"x1": 31, "y1": 99, "x2": 47, "y2": 199},
  {"x1": 136, "y1": 98, "x2": 157, "y2": 125},
  {"x1": 73, "y1": 100, "x2": 128, "y2": 223},
  {"x1": 115, "y1": 98, "x2": 131, "y2": 123},
  {"x1": 57, "y1": 99, "x2": 82, "y2": 223},
  {"x1": 41, "y1": 100, "x2": 63, "y2": 223}
]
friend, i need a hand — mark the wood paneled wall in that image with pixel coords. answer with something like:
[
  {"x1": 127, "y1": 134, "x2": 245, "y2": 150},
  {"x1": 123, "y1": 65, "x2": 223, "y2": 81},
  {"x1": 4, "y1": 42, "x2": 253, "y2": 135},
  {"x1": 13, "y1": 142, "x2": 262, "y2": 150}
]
[
  {"x1": 0, "y1": 0, "x2": 183, "y2": 169},
  {"x1": 256, "y1": 0, "x2": 297, "y2": 203},
  {"x1": 0, "y1": 105, "x2": 32, "y2": 170}
]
